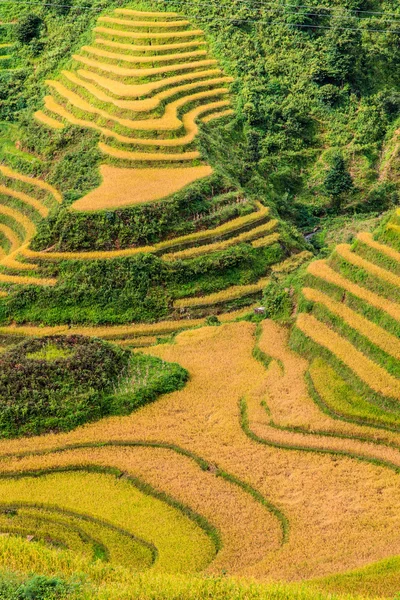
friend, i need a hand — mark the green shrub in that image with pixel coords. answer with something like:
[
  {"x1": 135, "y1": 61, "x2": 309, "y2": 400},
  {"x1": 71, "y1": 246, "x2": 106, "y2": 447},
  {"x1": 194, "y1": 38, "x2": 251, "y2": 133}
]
[
  {"x1": 15, "y1": 15, "x2": 44, "y2": 44},
  {"x1": 0, "y1": 335, "x2": 130, "y2": 437}
]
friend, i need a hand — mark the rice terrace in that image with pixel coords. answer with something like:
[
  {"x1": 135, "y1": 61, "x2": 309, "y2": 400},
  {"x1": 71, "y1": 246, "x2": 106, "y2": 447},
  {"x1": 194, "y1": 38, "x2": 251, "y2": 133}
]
[{"x1": 1, "y1": 0, "x2": 400, "y2": 598}]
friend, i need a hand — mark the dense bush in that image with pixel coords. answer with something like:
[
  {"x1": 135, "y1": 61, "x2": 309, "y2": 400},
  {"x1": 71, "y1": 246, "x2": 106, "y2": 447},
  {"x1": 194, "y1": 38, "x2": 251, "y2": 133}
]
[
  {"x1": 15, "y1": 14, "x2": 44, "y2": 44},
  {"x1": 0, "y1": 335, "x2": 130, "y2": 437},
  {"x1": 0, "y1": 335, "x2": 189, "y2": 437}
]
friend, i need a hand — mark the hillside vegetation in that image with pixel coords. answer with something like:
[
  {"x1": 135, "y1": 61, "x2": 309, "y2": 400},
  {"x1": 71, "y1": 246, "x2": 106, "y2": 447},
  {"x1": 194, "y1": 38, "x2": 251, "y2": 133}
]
[{"x1": 1, "y1": 2, "x2": 400, "y2": 600}]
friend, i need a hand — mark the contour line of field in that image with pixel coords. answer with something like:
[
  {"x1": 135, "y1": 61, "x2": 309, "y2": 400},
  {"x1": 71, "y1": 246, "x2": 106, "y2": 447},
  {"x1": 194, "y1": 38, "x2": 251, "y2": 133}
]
[
  {"x1": 76, "y1": 67, "x2": 224, "y2": 98},
  {"x1": 302, "y1": 286, "x2": 400, "y2": 361},
  {"x1": 45, "y1": 80, "x2": 230, "y2": 132},
  {"x1": 81, "y1": 45, "x2": 207, "y2": 64},
  {"x1": 296, "y1": 312, "x2": 400, "y2": 400},
  {"x1": 307, "y1": 260, "x2": 400, "y2": 322},
  {"x1": 62, "y1": 70, "x2": 233, "y2": 112},
  {"x1": 73, "y1": 54, "x2": 217, "y2": 77}
]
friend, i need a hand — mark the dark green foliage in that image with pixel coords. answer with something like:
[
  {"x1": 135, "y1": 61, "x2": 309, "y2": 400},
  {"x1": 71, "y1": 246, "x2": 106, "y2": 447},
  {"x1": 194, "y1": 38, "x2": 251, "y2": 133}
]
[
  {"x1": 15, "y1": 15, "x2": 44, "y2": 44},
  {"x1": 0, "y1": 573, "x2": 74, "y2": 600},
  {"x1": 324, "y1": 153, "x2": 354, "y2": 210},
  {"x1": 0, "y1": 335, "x2": 188, "y2": 437},
  {"x1": 262, "y1": 281, "x2": 293, "y2": 321},
  {"x1": 31, "y1": 175, "x2": 235, "y2": 252},
  {"x1": 0, "y1": 335, "x2": 130, "y2": 437}
]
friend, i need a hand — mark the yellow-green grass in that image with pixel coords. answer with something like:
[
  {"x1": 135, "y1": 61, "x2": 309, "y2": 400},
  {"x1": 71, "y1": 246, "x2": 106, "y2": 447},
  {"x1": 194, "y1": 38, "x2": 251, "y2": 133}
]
[
  {"x1": 303, "y1": 286, "x2": 400, "y2": 361},
  {"x1": 82, "y1": 45, "x2": 206, "y2": 63},
  {"x1": 0, "y1": 185, "x2": 49, "y2": 218},
  {"x1": 76, "y1": 67, "x2": 223, "y2": 98},
  {"x1": 93, "y1": 26, "x2": 204, "y2": 40},
  {"x1": 252, "y1": 232, "x2": 281, "y2": 248},
  {"x1": 307, "y1": 260, "x2": 400, "y2": 322},
  {"x1": 174, "y1": 277, "x2": 269, "y2": 309},
  {"x1": 0, "y1": 165, "x2": 62, "y2": 204},
  {"x1": 0, "y1": 471, "x2": 213, "y2": 573},
  {"x1": 97, "y1": 17, "x2": 190, "y2": 28},
  {"x1": 62, "y1": 70, "x2": 232, "y2": 112},
  {"x1": 73, "y1": 54, "x2": 217, "y2": 77},
  {"x1": 162, "y1": 221, "x2": 278, "y2": 261},
  {"x1": 309, "y1": 358, "x2": 400, "y2": 429},
  {"x1": 296, "y1": 312, "x2": 400, "y2": 400},
  {"x1": 71, "y1": 164, "x2": 213, "y2": 211}
]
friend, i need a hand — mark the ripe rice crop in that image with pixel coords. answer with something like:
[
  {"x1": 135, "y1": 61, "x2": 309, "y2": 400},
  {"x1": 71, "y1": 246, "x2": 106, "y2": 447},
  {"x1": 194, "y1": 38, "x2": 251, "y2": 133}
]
[
  {"x1": 256, "y1": 322, "x2": 400, "y2": 445},
  {"x1": 20, "y1": 203, "x2": 268, "y2": 260},
  {"x1": 77, "y1": 68, "x2": 223, "y2": 98},
  {"x1": 97, "y1": 17, "x2": 190, "y2": 28},
  {"x1": 0, "y1": 272, "x2": 57, "y2": 286},
  {"x1": 48, "y1": 78, "x2": 229, "y2": 133},
  {"x1": 202, "y1": 108, "x2": 234, "y2": 123},
  {"x1": 73, "y1": 54, "x2": 217, "y2": 78},
  {"x1": 309, "y1": 358, "x2": 400, "y2": 430},
  {"x1": 0, "y1": 203, "x2": 36, "y2": 238},
  {"x1": 93, "y1": 26, "x2": 204, "y2": 40},
  {"x1": 63, "y1": 70, "x2": 230, "y2": 112},
  {"x1": 162, "y1": 221, "x2": 278, "y2": 261},
  {"x1": 94, "y1": 37, "x2": 207, "y2": 52},
  {"x1": 115, "y1": 8, "x2": 180, "y2": 17},
  {"x1": 0, "y1": 471, "x2": 212, "y2": 573},
  {"x1": 99, "y1": 142, "x2": 199, "y2": 161},
  {"x1": 357, "y1": 231, "x2": 400, "y2": 263},
  {"x1": 34, "y1": 110, "x2": 65, "y2": 130},
  {"x1": 0, "y1": 223, "x2": 20, "y2": 252},
  {"x1": 307, "y1": 260, "x2": 400, "y2": 322},
  {"x1": 82, "y1": 45, "x2": 206, "y2": 63},
  {"x1": 303, "y1": 286, "x2": 400, "y2": 360},
  {"x1": 296, "y1": 313, "x2": 400, "y2": 399},
  {"x1": 72, "y1": 165, "x2": 213, "y2": 211},
  {"x1": 0, "y1": 323, "x2": 399, "y2": 582}
]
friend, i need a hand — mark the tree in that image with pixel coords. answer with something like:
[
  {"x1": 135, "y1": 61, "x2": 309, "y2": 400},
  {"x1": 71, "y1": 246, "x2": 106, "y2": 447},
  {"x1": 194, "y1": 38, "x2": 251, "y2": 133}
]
[
  {"x1": 15, "y1": 14, "x2": 44, "y2": 44},
  {"x1": 324, "y1": 153, "x2": 354, "y2": 211}
]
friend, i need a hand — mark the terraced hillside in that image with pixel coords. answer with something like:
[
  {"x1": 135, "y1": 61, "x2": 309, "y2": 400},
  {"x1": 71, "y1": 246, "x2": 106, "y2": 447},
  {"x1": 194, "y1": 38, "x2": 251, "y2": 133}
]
[
  {"x1": 1, "y1": 320, "x2": 400, "y2": 599},
  {"x1": 0, "y1": 7, "x2": 308, "y2": 325},
  {"x1": 292, "y1": 210, "x2": 400, "y2": 427},
  {"x1": 0, "y1": 165, "x2": 61, "y2": 288},
  {"x1": 34, "y1": 7, "x2": 233, "y2": 209}
]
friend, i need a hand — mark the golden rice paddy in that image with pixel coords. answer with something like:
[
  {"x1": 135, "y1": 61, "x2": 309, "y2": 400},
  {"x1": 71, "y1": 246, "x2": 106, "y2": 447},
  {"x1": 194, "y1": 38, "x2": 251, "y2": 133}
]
[
  {"x1": 35, "y1": 7, "x2": 233, "y2": 210},
  {"x1": 72, "y1": 164, "x2": 213, "y2": 211},
  {"x1": 1, "y1": 322, "x2": 400, "y2": 588}
]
